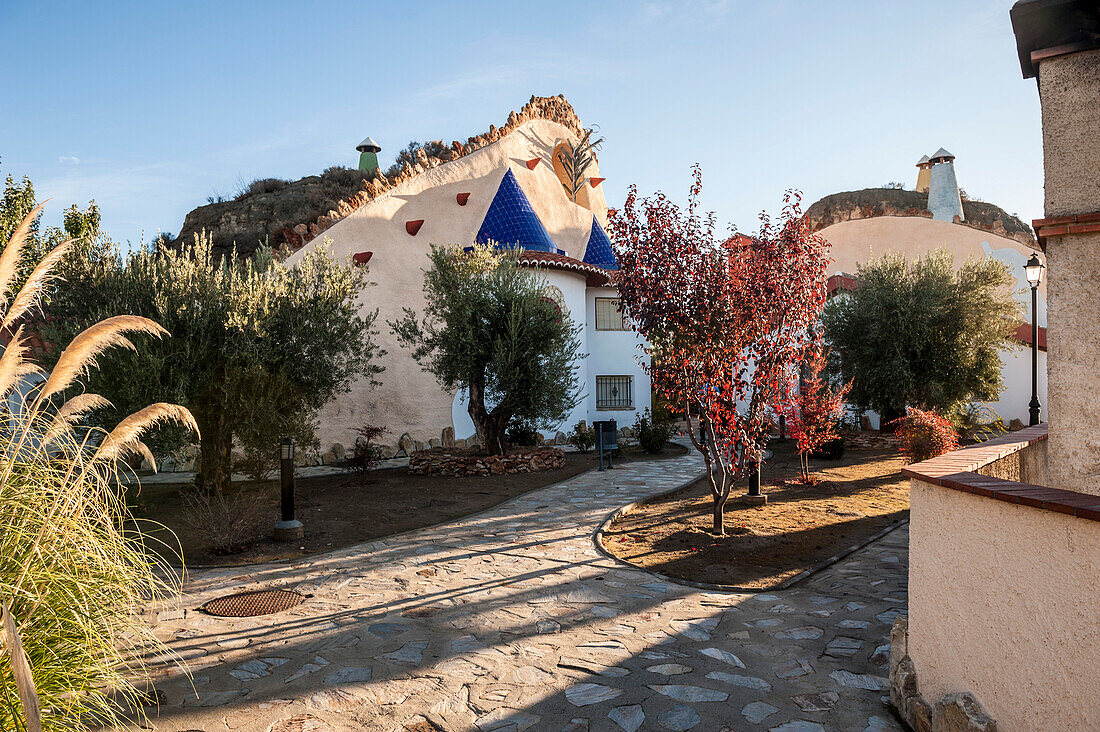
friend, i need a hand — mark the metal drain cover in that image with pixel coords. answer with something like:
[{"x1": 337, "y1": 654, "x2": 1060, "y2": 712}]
[{"x1": 200, "y1": 589, "x2": 304, "y2": 617}]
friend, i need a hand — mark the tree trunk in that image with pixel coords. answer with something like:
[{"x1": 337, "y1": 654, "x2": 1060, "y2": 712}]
[
  {"x1": 198, "y1": 403, "x2": 234, "y2": 493},
  {"x1": 880, "y1": 405, "x2": 906, "y2": 431},
  {"x1": 467, "y1": 379, "x2": 508, "y2": 456},
  {"x1": 712, "y1": 492, "x2": 727, "y2": 535}
]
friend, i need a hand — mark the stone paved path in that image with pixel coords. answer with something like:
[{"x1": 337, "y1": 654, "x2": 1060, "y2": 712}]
[{"x1": 133, "y1": 446, "x2": 908, "y2": 732}]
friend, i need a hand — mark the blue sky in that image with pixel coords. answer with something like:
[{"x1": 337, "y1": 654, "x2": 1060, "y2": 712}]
[{"x1": 0, "y1": 1, "x2": 1042, "y2": 246}]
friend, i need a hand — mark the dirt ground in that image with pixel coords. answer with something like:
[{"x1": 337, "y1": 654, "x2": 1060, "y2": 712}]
[
  {"x1": 603, "y1": 439, "x2": 909, "y2": 589},
  {"x1": 129, "y1": 442, "x2": 687, "y2": 567}
]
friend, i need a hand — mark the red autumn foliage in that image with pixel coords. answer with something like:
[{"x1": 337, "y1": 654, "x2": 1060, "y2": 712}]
[
  {"x1": 608, "y1": 166, "x2": 831, "y2": 534},
  {"x1": 785, "y1": 337, "x2": 851, "y2": 483},
  {"x1": 888, "y1": 407, "x2": 959, "y2": 463}
]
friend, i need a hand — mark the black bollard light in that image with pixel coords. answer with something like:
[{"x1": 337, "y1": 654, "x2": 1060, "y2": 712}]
[
  {"x1": 743, "y1": 453, "x2": 768, "y2": 505},
  {"x1": 273, "y1": 437, "x2": 303, "y2": 541}
]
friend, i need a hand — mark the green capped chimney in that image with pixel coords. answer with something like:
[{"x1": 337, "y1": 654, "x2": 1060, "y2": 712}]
[{"x1": 356, "y1": 137, "x2": 381, "y2": 174}]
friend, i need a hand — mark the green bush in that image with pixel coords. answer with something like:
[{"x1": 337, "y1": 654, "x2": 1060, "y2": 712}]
[
  {"x1": 568, "y1": 422, "x2": 595, "y2": 454},
  {"x1": 634, "y1": 409, "x2": 674, "y2": 454},
  {"x1": 809, "y1": 435, "x2": 845, "y2": 460},
  {"x1": 507, "y1": 420, "x2": 542, "y2": 447},
  {"x1": 0, "y1": 206, "x2": 197, "y2": 730},
  {"x1": 349, "y1": 424, "x2": 388, "y2": 473}
]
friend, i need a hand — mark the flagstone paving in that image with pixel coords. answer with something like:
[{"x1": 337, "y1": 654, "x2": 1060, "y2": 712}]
[{"x1": 131, "y1": 444, "x2": 908, "y2": 732}]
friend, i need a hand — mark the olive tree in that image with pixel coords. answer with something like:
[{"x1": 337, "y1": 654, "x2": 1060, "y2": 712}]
[
  {"x1": 43, "y1": 234, "x2": 383, "y2": 492},
  {"x1": 821, "y1": 249, "x2": 1021, "y2": 424},
  {"x1": 391, "y1": 245, "x2": 582, "y2": 455}
]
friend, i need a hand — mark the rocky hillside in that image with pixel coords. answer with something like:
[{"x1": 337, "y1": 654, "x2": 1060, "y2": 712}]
[
  {"x1": 172, "y1": 95, "x2": 587, "y2": 260},
  {"x1": 805, "y1": 188, "x2": 1037, "y2": 248},
  {"x1": 171, "y1": 168, "x2": 373, "y2": 259}
]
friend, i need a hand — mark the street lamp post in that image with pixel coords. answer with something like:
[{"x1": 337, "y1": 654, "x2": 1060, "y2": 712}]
[
  {"x1": 1024, "y1": 254, "x2": 1045, "y2": 427},
  {"x1": 273, "y1": 437, "x2": 303, "y2": 541}
]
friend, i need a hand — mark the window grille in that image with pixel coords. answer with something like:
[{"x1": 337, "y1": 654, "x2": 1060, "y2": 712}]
[
  {"x1": 595, "y1": 297, "x2": 626, "y2": 330},
  {"x1": 596, "y1": 375, "x2": 633, "y2": 410}
]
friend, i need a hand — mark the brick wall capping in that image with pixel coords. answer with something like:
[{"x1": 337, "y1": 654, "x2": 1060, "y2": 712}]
[
  {"x1": 1032, "y1": 211, "x2": 1100, "y2": 249},
  {"x1": 902, "y1": 424, "x2": 1100, "y2": 521}
]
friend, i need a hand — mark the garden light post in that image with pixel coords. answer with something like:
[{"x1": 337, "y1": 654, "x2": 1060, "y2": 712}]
[
  {"x1": 1025, "y1": 254, "x2": 1045, "y2": 426},
  {"x1": 274, "y1": 437, "x2": 303, "y2": 541}
]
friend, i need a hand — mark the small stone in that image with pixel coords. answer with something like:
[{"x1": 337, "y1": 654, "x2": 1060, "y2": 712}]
[
  {"x1": 742, "y1": 701, "x2": 779, "y2": 724},
  {"x1": 536, "y1": 620, "x2": 561, "y2": 634},
  {"x1": 838, "y1": 619, "x2": 870, "y2": 629},
  {"x1": 791, "y1": 691, "x2": 839, "y2": 712},
  {"x1": 869, "y1": 644, "x2": 890, "y2": 667},
  {"x1": 706, "y1": 671, "x2": 772, "y2": 692},
  {"x1": 774, "y1": 659, "x2": 813, "y2": 679},
  {"x1": 648, "y1": 685, "x2": 728, "y2": 702},
  {"x1": 646, "y1": 663, "x2": 692, "y2": 675},
  {"x1": 269, "y1": 714, "x2": 336, "y2": 732},
  {"x1": 379, "y1": 641, "x2": 426, "y2": 665},
  {"x1": 773, "y1": 626, "x2": 823, "y2": 640},
  {"x1": 825, "y1": 636, "x2": 863, "y2": 658},
  {"x1": 658, "y1": 704, "x2": 701, "y2": 731},
  {"x1": 670, "y1": 617, "x2": 719, "y2": 641},
  {"x1": 323, "y1": 667, "x2": 372, "y2": 685},
  {"x1": 862, "y1": 716, "x2": 897, "y2": 731},
  {"x1": 609, "y1": 704, "x2": 645, "y2": 732},
  {"x1": 829, "y1": 670, "x2": 889, "y2": 690},
  {"x1": 700, "y1": 647, "x2": 745, "y2": 667},
  {"x1": 932, "y1": 692, "x2": 997, "y2": 731},
  {"x1": 565, "y1": 683, "x2": 623, "y2": 707},
  {"x1": 768, "y1": 723, "x2": 826, "y2": 732},
  {"x1": 308, "y1": 688, "x2": 362, "y2": 712}
]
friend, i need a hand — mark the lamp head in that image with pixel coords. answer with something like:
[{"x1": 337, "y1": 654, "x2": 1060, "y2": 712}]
[
  {"x1": 281, "y1": 437, "x2": 295, "y2": 460},
  {"x1": 1024, "y1": 253, "x2": 1045, "y2": 287}
]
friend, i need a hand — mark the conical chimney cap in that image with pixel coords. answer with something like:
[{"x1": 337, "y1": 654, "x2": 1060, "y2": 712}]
[
  {"x1": 356, "y1": 137, "x2": 381, "y2": 153},
  {"x1": 916, "y1": 154, "x2": 931, "y2": 166},
  {"x1": 930, "y1": 147, "x2": 954, "y2": 161}
]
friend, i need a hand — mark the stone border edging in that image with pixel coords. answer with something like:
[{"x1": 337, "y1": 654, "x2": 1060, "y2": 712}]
[{"x1": 593, "y1": 484, "x2": 910, "y2": 594}]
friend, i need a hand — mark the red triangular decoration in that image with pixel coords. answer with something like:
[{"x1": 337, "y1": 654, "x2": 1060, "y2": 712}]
[
  {"x1": 525, "y1": 158, "x2": 541, "y2": 170},
  {"x1": 456, "y1": 192, "x2": 471, "y2": 206},
  {"x1": 352, "y1": 251, "x2": 373, "y2": 267},
  {"x1": 589, "y1": 177, "x2": 605, "y2": 187},
  {"x1": 406, "y1": 220, "x2": 424, "y2": 236}
]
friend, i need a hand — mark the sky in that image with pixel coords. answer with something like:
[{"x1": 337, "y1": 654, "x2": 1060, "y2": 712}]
[{"x1": 0, "y1": 1, "x2": 1043, "y2": 247}]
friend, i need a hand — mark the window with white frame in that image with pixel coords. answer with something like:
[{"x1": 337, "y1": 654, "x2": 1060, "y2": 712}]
[
  {"x1": 595, "y1": 297, "x2": 627, "y2": 330},
  {"x1": 596, "y1": 375, "x2": 633, "y2": 410}
]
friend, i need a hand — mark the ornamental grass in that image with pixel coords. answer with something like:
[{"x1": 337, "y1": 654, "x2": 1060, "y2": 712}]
[{"x1": 0, "y1": 205, "x2": 197, "y2": 731}]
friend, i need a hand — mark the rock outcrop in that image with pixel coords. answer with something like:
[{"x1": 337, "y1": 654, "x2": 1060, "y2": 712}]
[{"x1": 806, "y1": 188, "x2": 1037, "y2": 249}]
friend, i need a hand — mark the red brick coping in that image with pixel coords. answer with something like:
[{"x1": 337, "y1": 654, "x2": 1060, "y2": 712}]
[{"x1": 902, "y1": 424, "x2": 1100, "y2": 521}]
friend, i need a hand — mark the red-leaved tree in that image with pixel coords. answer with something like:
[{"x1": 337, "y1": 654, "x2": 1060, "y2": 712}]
[
  {"x1": 785, "y1": 336, "x2": 851, "y2": 483},
  {"x1": 608, "y1": 166, "x2": 830, "y2": 534}
]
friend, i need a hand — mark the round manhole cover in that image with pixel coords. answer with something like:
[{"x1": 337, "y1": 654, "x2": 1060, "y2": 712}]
[{"x1": 200, "y1": 589, "x2": 305, "y2": 617}]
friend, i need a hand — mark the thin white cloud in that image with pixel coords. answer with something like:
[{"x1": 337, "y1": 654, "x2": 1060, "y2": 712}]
[{"x1": 57, "y1": 155, "x2": 80, "y2": 165}]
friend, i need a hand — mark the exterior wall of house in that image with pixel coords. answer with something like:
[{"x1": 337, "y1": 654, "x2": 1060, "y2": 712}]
[
  {"x1": 585, "y1": 285, "x2": 650, "y2": 431},
  {"x1": 1036, "y1": 48, "x2": 1100, "y2": 495},
  {"x1": 903, "y1": 429, "x2": 1100, "y2": 730},
  {"x1": 284, "y1": 118, "x2": 609, "y2": 452},
  {"x1": 818, "y1": 216, "x2": 1047, "y2": 426}
]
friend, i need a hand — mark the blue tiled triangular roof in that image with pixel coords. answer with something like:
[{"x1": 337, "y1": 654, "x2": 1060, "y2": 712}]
[
  {"x1": 582, "y1": 216, "x2": 619, "y2": 270},
  {"x1": 476, "y1": 169, "x2": 561, "y2": 254}
]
